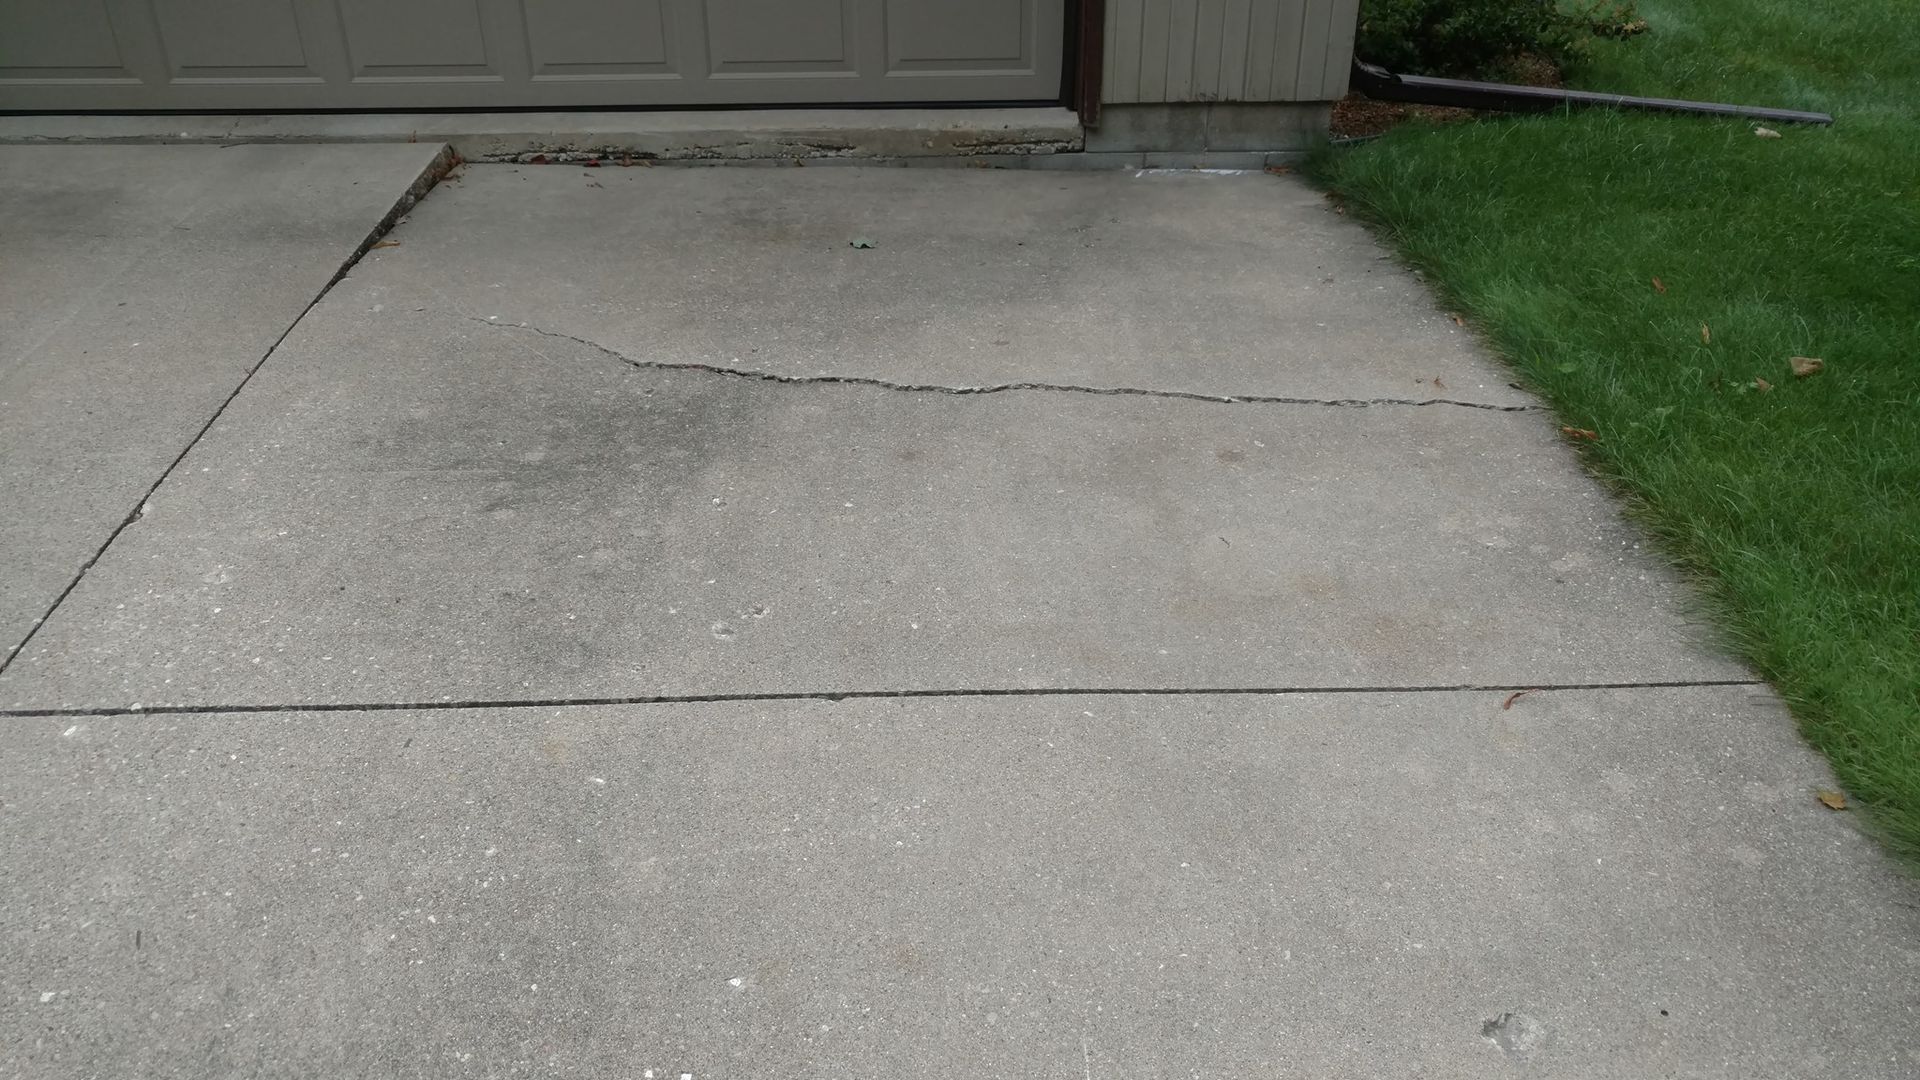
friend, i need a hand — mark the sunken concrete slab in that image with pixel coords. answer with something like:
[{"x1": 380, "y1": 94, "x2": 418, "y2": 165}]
[
  {"x1": 3, "y1": 689, "x2": 1915, "y2": 1078},
  {"x1": 0, "y1": 143, "x2": 450, "y2": 660},
  {"x1": 0, "y1": 284, "x2": 1740, "y2": 710},
  {"x1": 351, "y1": 164, "x2": 1527, "y2": 407}
]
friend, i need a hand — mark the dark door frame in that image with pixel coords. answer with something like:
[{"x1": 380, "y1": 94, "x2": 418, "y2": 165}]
[{"x1": 1068, "y1": 0, "x2": 1105, "y2": 126}]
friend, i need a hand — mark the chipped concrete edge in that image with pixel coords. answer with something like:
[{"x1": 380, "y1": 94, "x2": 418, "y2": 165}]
[
  {"x1": 0, "y1": 111, "x2": 1330, "y2": 167},
  {"x1": 461, "y1": 127, "x2": 1081, "y2": 163},
  {"x1": 0, "y1": 109, "x2": 1085, "y2": 161}
]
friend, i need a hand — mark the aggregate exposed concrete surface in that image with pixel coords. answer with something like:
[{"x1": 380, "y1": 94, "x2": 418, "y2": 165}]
[
  {"x1": 6, "y1": 691, "x2": 1917, "y2": 1079},
  {"x1": 2, "y1": 157, "x2": 1915, "y2": 1078},
  {"x1": 335, "y1": 165, "x2": 1530, "y2": 407},
  {"x1": 0, "y1": 143, "x2": 449, "y2": 660},
  {"x1": 0, "y1": 289, "x2": 1738, "y2": 709}
]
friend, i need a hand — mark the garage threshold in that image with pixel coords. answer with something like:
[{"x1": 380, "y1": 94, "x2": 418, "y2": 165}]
[
  {"x1": 0, "y1": 108, "x2": 1311, "y2": 169},
  {"x1": 0, "y1": 107, "x2": 1083, "y2": 161}
]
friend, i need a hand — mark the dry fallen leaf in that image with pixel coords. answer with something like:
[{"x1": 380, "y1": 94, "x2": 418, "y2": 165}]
[
  {"x1": 1502, "y1": 689, "x2": 1537, "y2": 710},
  {"x1": 1561, "y1": 426, "x2": 1599, "y2": 441},
  {"x1": 1701, "y1": 323, "x2": 1712, "y2": 345},
  {"x1": 1816, "y1": 789, "x2": 1847, "y2": 810},
  {"x1": 1754, "y1": 126, "x2": 1783, "y2": 139},
  {"x1": 1451, "y1": 314, "x2": 1466, "y2": 327},
  {"x1": 1265, "y1": 164, "x2": 1295, "y2": 176},
  {"x1": 1754, "y1": 377, "x2": 1773, "y2": 392},
  {"x1": 1433, "y1": 376, "x2": 1447, "y2": 389},
  {"x1": 371, "y1": 240, "x2": 401, "y2": 249},
  {"x1": 1790, "y1": 356, "x2": 1825, "y2": 378},
  {"x1": 1651, "y1": 276, "x2": 1667, "y2": 294}
]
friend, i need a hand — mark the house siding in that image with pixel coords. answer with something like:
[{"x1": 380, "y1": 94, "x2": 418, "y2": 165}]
[{"x1": 1102, "y1": 0, "x2": 1359, "y2": 103}]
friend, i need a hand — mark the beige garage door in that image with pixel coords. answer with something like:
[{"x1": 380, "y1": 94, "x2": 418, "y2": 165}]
[{"x1": 0, "y1": 0, "x2": 1065, "y2": 110}]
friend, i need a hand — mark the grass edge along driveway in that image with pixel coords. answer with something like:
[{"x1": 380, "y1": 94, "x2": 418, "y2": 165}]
[{"x1": 1310, "y1": 0, "x2": 1920, "y2": 865}]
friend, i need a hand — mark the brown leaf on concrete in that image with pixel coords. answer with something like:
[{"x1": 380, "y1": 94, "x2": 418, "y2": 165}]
[
  {"x1": 1502, "y1": 689, "x2": 1537, "y2": 710},
  {"x1": 1451, "y1": 314, "x2": 1466, "y2": 327},
  {"x1": 1816, "y1": 790, "x2": 1848, "y2": 810},
  {"x1": 1790, "y1": 356, "x2": 1825, "y2": 378},
  {"x1": 371, "y1": 240, "x2": 401, "y2": 249},
  {"x1": 1560, "y1": 426, "x2": 1599, "y2": 441},
  {"x1": 1433, "y1": 376, "x2": 1447, "y2": 389}
]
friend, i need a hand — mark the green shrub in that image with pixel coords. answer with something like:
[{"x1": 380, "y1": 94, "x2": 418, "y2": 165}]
[{"x1": 1355, "y1": 0, "x2": 1641, "y2": 80}]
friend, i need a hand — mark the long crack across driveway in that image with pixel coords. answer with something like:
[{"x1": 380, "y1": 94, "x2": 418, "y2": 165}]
[{"x1": 466, "y1": 315, "x2": 1546, "y2": 413}]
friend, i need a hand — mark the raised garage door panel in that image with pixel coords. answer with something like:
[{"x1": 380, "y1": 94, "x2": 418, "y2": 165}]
[
  {"x1": 524, "y1": 0, "x2": 674, "y2": 77},
  {"x1": 336, "y1": 0, "x2": 502, "y2": 78},
  {"x1": 0, "y1": 0, "x2": 140, "y2": 84},
  {"x1": 887, "y1": 0, "x2": 1034, "y2": 71},
  {"x1": 0, "y1": 0, "x2": 1063, "y2": 109},
  {"x1": 706, "y1": 0, "x2": 858, "y2": 74},
  {"x1": 151, "y1": 0, "x2": 318, "y2": 81}
]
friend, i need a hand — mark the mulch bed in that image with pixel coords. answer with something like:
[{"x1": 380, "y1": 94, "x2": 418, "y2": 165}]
[
  {"x1": 1331, "y1": 53, "x2": 1565, "y2": 139},
  {"x1": 1330, "y1": 96, "x2": 1475, "y2": 138}
]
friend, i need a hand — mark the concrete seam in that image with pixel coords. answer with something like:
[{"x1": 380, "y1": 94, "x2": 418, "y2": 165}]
[
  {"x1": 469, "y1": 317, "x2": 1545, "y2": 413},
  {"x1": 0, "y1": 680, "x2": 1768, "y2": 718},
  {"x1": 0, "y1": 144, "x2": 460, "y2": 674}
]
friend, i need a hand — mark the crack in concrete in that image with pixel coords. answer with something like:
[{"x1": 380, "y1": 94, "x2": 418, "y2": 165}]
[
  {"x1": 0, "y1": 680, "x2": 1765, "y2": 719},
  {"x1": 464, "y1": 316, "x2": 1544, "y2": 413}
]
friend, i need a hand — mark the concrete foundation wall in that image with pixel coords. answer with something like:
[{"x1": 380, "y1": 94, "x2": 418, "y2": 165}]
[{"x1": 1085, "y1": 102, "x2": 1331, "y2": 153}]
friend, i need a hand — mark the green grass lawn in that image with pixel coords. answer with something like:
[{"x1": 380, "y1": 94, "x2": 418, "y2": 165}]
[{"x1": 1313, "y1": 1, "x2": 1920, "y2": 861}]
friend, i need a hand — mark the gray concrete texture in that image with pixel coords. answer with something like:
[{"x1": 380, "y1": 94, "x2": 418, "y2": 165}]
[
  {"x1": 345, "y1": 165, "x2": 1529, "y2": 407},
  {"x1": 5, "y1": 689, "x2": 1917, "y2": 1078},
  {"x1": 1085, "y1": 103, "x2": 1335, "y2": 153},
  {"x1": 0, "y1": 143, "x2": 449, "y2": 660},
  {"x1": 0, "y1": 284, "x2": 1740, "y2": 709},
  {"x1": 4, "y1": 154, "x2": 1917, "y2": 1079}
]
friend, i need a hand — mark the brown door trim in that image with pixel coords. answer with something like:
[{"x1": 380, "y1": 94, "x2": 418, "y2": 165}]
[{"x1": 1072, "y1": 0, "x2": 1104, "y2": 126}]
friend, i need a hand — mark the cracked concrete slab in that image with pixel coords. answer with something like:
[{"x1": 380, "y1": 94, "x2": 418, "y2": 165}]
[
  {"x1": 467, "y1": 315, "x2": 1536, "y2": 412},
  {"x1": 363, "y1": 164, "x2": 1528, "y2": 407},
  {"x1": 0, "y1": 278, "x2": 1742, "y2": 709},
  {"x1": 4, "y1": 688, "x2": 1916, "y2": 1078},
  {"x1": 0, "y1": 143, "x2": 450, "y2": 661}
]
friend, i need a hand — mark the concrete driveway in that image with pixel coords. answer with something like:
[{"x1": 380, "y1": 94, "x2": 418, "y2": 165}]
[{"x1": 3, "y1": 149, "x2": 1915, "y2": 1078}]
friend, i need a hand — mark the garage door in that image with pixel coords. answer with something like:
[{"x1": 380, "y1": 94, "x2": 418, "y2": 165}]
[{"x1": 0, "y1": 0, "x2": 1065, "y2": 111}]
